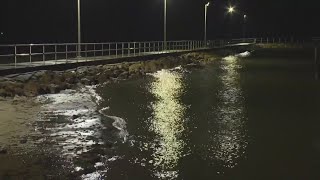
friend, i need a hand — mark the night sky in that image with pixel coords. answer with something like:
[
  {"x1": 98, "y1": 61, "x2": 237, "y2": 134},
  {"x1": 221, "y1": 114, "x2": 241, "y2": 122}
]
[{"x1": 0, "y1": 0, "x2": 319, "y2": 44}]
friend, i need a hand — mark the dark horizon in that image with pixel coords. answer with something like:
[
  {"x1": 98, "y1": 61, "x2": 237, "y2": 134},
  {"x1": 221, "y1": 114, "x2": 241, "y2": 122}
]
[{"x1": 0, "y1": 0, "x2": 320, "y2": 44}]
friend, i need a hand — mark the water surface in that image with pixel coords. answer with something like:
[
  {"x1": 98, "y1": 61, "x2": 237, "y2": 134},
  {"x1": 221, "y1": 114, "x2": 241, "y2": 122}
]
[{"x1": 1, "y1": 49, "x2": 320, "y2": 179}]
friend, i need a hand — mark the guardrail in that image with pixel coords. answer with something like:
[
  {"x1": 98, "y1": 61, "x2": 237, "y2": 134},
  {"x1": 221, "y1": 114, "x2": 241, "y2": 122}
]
[{"x1": 0, "y1": 39, "x2": 259, "y2": 68}]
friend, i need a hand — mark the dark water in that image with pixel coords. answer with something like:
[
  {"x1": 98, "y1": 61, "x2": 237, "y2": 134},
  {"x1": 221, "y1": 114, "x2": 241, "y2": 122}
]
[{"x1": 2, "y1": 49, "x2": 320, "y2": 179}]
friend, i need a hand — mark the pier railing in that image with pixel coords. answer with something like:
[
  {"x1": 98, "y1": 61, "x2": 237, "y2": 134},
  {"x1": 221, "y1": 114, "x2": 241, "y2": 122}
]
[{"x1": 0, "y1": 38, "x2": 269, "y2": 68}]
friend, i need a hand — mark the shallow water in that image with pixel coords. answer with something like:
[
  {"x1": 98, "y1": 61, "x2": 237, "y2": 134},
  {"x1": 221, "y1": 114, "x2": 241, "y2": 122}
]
[{"x1": 1, "y1": 49, "x2": 320, "y2": 179}]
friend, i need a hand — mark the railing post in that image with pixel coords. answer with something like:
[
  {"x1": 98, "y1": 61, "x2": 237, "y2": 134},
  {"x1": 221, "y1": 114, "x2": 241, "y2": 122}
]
[
  {"x1": 66, "y1": 45, "x2": 68, "y2": 63},
  {"x1": 14, "y1": 45, "x2": 17, "y2": 69},
  {"x1": 43, "y1": 45, "x2": 45, "y2": 65},
  {"x1": 76, "y1": 44, "x2": 79, "y2": 63},
  {"x1": 115, "y1": 43, "x2": 118, "y2": 57},
  {"x1": 128, "y1": 42, "x2": 130, "y2": 56},
  {"x1": 158, "y1": 42, "x2": 160, "y2": 52},
  {"x1": 161, "y1": 42, "x2": 164, "y2": 52},
  {"x1": 122, "y1": 43, "x2": 124, "y2": 57},
  {"x1": 149, "y1": 42, "x2": 151, "y2": 52},
  {"x1": 134, "y1": 42, "x2": 136, "y2": 56},
  {"x1": 54, "y1": 45, "x2": 57, "y2": 64},
  {"x1": 139, "y1": 43, "x2": 141, "y2": 56},
  {"x1": 94, "y1": 44, "x2": 96, "y2": 58},
  {"x1": 109, "y1": 43, "x2": 111, "y2": 56},
  {"x1": 85, "y1": 44, "x2": 88, "y2": 62},
  {"x1": 102, "y1": 44, "x2": 104, "y2": 56},
  {"x1": 143, "y1": 42, "x2": 146, "y2": 53},
  {"x1": 29, "y1": 45, "x2": 32, "y2": 66}
]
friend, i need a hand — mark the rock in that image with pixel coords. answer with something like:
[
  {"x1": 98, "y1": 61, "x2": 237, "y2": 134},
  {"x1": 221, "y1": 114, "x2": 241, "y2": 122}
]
[
  {"x1": 77, "y1": 66, "x2": 89, "y2": 75},
  {"x1": 20, "y1": 139, "x2": 28, "y2": 144},
  {"x1": 118, "y1": 72, "x2": 129, "y2": 79},
  {"x1": 0, "y1": 88, "x2": 7, "y2": 97},
  {"x1": 23, "y1": 82, "x2": 40, "y2": 97},
  {"x1": 32, "y1": 70, "x2": 47, "y2": 79},
  {"x1": 97, "y1": 74, "x2": 109, "y2": 84},
  {"x1": 185, "y1": 62, "x2": 203, "y2": 69},
  {"x1": 62, "y1": 71, "x2": 77, "y2": 84},
  {"x1": 129, "y1": 73, "x2": 141, "y2": 79},
  {"x1": 0, "y1": 77, "x2": 10, "y2": 82},
  {"x1": 0, "y1": 146, "x2": 7, "y2": 154},
  {"x1": 13, "y1": 95, "x2": 28, "y2": 103},
  {"x1": 0, "y1": 81, "x2": 24, "y2": 97},
  {"x1": 39, "y1": 71, "x2": 55, "y2": 84},
  {"x1": 144, "y1": 61, "x2": 158, "y2": 73},
  {"x1": 48, "y1": 84, "x2": 61, "y2": 94},
  {"x1": 72, "y1": 115, "x2": 80, "y2": 119},
  {"x1": 80, "y1": 78, "x2": 91, "y2": 85},
  {"x1": 14, "y1": 73, "x2": 34, "y2": 82},
  {"x1": 128, "y1": 63, "x2": 142, "y2": 74}
]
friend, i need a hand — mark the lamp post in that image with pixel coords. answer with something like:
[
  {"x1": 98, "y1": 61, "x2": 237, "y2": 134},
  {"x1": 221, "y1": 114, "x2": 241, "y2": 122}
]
[
  {"x1": 164, "y1": 0, "x2": 167, "y2": 50},
  {"x1": 77, "y1": 0, "x2": 81, "y2": 57},
  {"x1": 243, "y1": 14, "x2": 247, "y2": 39},
  {"x1": 204, "y1": 2, "x2": 210, "y2": 46}
]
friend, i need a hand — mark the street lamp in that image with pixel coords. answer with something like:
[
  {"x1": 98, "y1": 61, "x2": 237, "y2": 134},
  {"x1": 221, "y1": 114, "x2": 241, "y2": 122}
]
[
  {"x1": 164, "y1": 0, "x2": 167, "y2": 50},
  {"x1": 243, "y1": 14, "x2": 247, "y2": 38},
  {"x1": 77, "y1": 0, "x2": 81, "y2": 57},
  {"x1": 204, "y1": 2, "x2": 210, "y2": 45},
  {"x1": 227, "y1": 6, "x2": 235, "y2": 14}
]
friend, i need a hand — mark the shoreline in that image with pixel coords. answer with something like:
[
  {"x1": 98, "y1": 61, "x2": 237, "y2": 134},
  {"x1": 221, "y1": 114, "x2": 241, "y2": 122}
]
[{"x1": 0, "y1": 51, "x2": 221, "y2": 98}]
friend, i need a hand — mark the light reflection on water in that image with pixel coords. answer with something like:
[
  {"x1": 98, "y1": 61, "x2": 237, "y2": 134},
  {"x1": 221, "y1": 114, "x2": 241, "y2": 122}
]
[
  {"x1": 207, "y1": 55, "x2": 248, "y2": 170},
  {"x1": 148, "y1": 69, "x2": 186, "y2": 179}
]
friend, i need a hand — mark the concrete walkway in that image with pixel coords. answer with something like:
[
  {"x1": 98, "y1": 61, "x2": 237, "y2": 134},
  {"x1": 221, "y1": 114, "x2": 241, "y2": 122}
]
[{"x1": 0, "y1": 50, "x2": 193, "y2": 71}]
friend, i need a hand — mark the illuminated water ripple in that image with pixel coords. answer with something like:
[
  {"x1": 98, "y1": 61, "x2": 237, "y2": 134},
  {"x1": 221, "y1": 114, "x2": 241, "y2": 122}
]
[
  {"x1": 207, "y1": 55, "x2": 248, "y2": 170},
  {"x1": 147, "y1": 69, "x2": 186, "y2": 179}
]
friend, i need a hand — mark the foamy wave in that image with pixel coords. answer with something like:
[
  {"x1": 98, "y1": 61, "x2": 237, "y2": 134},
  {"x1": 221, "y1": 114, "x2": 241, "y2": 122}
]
[
  {"x1": 36, "y1": 86, "x2": 104, "y2": 157},
  {"x1": 235, "y1": 51, "x2": 251, "y2": 58},
  {"x1": 106, "y1": 115, "x2": 129, "y2": 143}
]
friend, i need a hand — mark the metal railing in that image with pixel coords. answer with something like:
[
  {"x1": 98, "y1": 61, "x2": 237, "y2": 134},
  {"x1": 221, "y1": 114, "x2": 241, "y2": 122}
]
[{"x1": 0, "y1": 39, "x2": 258, "y2": 69}]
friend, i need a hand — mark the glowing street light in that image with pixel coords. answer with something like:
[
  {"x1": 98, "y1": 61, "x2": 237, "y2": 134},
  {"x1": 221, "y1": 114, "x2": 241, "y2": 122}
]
[
  {"x1": 227, "y1": 6, "x2": 235, "y2": 14},
  {"x1": 204, "y1": 2, "x2": 211, "y2": 45}
]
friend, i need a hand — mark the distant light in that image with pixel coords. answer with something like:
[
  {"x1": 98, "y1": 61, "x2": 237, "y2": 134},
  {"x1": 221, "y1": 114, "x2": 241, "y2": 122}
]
[
  {"x1": 205, "y1": 2, "x2": 210, "y2": 7},
  {"x1": 227, "y1": 6, "x2": 235, "y2": 14},
  {"x1": 0, "y1": 32, "x2": 3, "y2": 35},
  {"x1": 244, "y1": 14, "x2": 247, "y2": 19}
]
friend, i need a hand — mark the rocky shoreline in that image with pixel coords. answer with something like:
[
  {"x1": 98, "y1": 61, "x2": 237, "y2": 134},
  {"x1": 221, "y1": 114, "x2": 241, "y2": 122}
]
[{"x1": 0, "y1": 52, "x2": 220, "y2": 98}]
